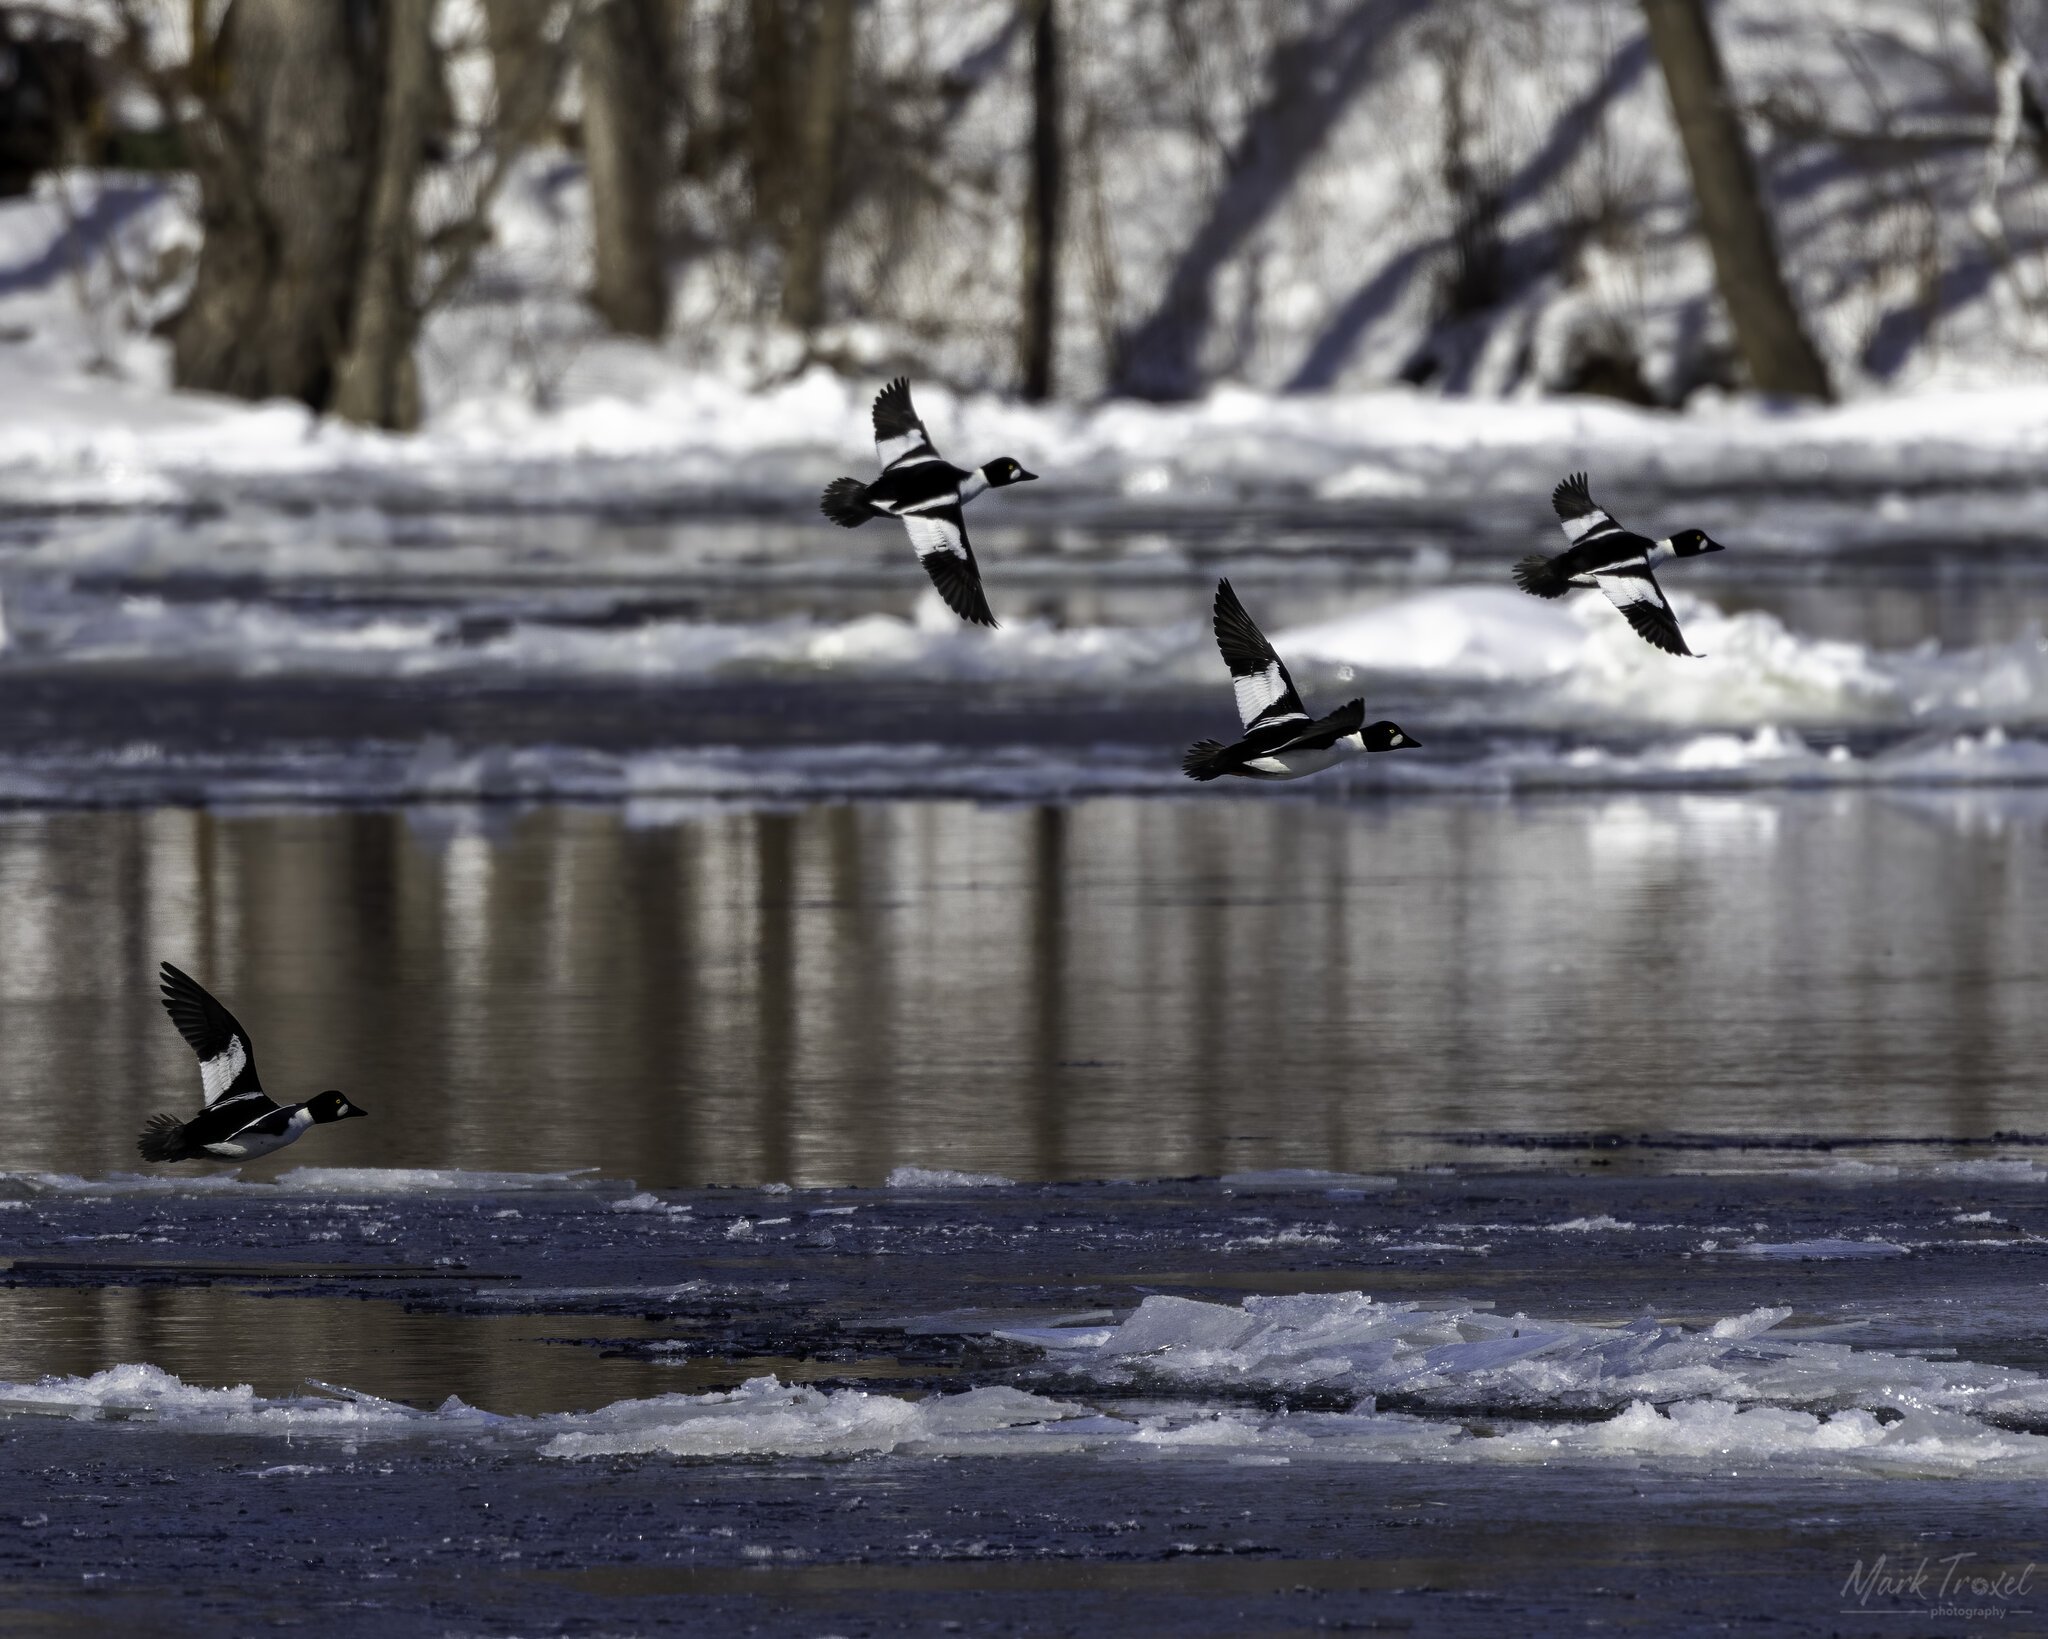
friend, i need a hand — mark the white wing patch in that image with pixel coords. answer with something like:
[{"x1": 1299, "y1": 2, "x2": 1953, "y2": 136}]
[
  {"x1": 1558, "y1": 508, "x2": 1606, "y2": 543},
  {"x1": 880, "y1": 438, "x2": 938, "y2": 471},
  {"x1": 1593, "y1": 568, "x2": 1663, "y2": 609},
  {"x1": 901, "y1": 511, "x2": 968, "y2": 561},
  {"x1": 1233, "y1": 664, "x2": 1303, "y2": 729},
  {"x1": 199, "y1": 1036, "x2": 248, "y2": 1107}
]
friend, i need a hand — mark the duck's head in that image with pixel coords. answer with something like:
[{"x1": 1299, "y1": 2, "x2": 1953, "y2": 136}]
[
  {"x1": 981, "y1": 457, "x2": 1038, "y2": 488},
  {"x1": 1670, "y1": 528, "x2": 1725, "y2": 558},
  {"x1": 1364, "y1": 721, "x2": 1420, "y2": 752},
  {"x1": 307, "y1": 1090, "x2": 368, "y2": 1123}
]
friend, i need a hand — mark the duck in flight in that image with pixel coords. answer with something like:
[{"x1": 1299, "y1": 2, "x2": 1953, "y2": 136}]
[
  {"x1": 137, "y1": 962, "x2": 366, "y2": 1163},
  {"x1": 819, "y1": 377, "x2": 1036, "y2": 627},
  {"x1": 1183, "y1": 578, "x2": 1419, "y2": 781},
  {"x1": 1512, "y1": 472, "x2": 1724, "y2": 656}
]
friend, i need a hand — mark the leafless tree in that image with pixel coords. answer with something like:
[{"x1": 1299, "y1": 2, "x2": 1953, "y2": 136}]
[
  {"x1": 780, "y1": 0, "x2": 853, "y2": 331},
  {"x1": 1018, "y1": 0, "x2": 1062, "y2": 400},
  {"x1": 168, "y1": 0, "x2": 380, "y2": 408},
  {"x1": 1639, "y1": 0, "x2": 1833, "y2": 400},
  {"x1": 333, "y1": 0, "x2": 437, "y2": 429},
  {"x1": 578, "y1": 0, "x2": 674, "y2": 337}
]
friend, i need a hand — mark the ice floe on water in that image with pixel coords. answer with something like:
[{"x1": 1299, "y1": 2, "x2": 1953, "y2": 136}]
[
  {"x1": 1725, "y1": 1238, "x2": 1911, "y2": 1260},
  {"x1": 14, "y1": 1309, "x2": 2048, "y2": 1478},
  {"x1": 994, "y1": 1292, "x2": 2048, "y2": 1428},
  {"x1": 537, "y1": 1380, "x2": 1072, "y2": 1460},
  {"x1": 884, "y1": 1166, "x2": 1019, "y2": 1190}
]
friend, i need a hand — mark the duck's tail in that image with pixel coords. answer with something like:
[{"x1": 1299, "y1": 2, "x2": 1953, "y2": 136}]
[
  {"x1": 820, "y1": 477, "x2": 875, "y2": 528},
  {"x1": 1182, "y1": 739, "x2": 1232, "y2": 782},
  {"x1": 136, "y1": 1112, "x2": 192, "y2": 1163},
  {"x1": 1512, "y1": 553, "x2": 1570, "y2": 598}
]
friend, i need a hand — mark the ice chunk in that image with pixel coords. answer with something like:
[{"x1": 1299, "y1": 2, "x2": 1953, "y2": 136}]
[
  {"x1": 996, "y1": 1289, "x2": 2048, "y2": 1425},
  {"x1": 1708, "y1": 1306, "x2": 1794, "y2": 1341},
  {"x1": 1728, "y1": 1239, "x2": 1908, "y2": 1260},
  {"x1": 273, "y1": 1167, "x2": 617, "y2": 1194},
  {"x1": 1219, "y1": 1169, "x2": 1397, "y2": 1193},
  {"x1": 539, "y1": 1378, "x2": 1085, "y2": 1460},
  {"x1": 883, "y1": 1166, "x2": 1017, "y2": 1190}
]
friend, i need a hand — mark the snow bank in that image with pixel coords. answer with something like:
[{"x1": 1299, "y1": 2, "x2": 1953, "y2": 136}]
[{"x1": 18, "y1": 325, "x2": 2048, "y2": 511}]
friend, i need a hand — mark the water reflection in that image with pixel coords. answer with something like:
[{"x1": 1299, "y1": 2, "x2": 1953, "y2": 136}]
[{"x1": 0, "y1": 793, "x2": 2041, "y2": 1186}]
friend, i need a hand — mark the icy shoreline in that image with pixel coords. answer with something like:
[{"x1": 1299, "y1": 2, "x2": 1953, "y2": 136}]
[{"x1": 16, "y1": 361, "x2": 2048, "y2": 514}]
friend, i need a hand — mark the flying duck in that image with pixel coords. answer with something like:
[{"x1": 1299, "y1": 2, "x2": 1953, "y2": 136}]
[
  {"x1": 819, "y1": 377, "x2": 1036, "y2": 627},
  {"x1": 1183, "y1": 579, "x2": 1419, "y2": 781},
  {"x1": 1512, "y1": 472, "x2": 1724, "y2": 656},
  {"x1": 137, "y1": 962, "x2": 366, "y2": 1163}
]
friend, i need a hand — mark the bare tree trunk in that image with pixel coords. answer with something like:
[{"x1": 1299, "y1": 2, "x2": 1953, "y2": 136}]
[
  {"x1": 186, "y1": 0, "x2": 218, "y2": 97},
  {"x1": 1111, "y1": 0, "x2": 1429, "y2": 402},
  {"x1": 333, "y1": 0, "x2": 435, "y2": 430},
  {"x1": 483, "y1": 0, "x2": 560, "y2": 145},
  {"x1": 1639, "y1": 0, "x2": 1831, "y2": 400},
  {"x1": 1018, "y1": 0, "x2": 1061, "y2": 400},
  {"x1": 779, "y1": 0, "x2": 854, "y2": 331},
  {"x1": 746, "y1": 0, "x2": 792, "y2": 242},
  {"x1": 170, "y1": 0, "x2": 378, "y2": 408},
  {"x1": 577, "y1": 0, "x2": 671, "y2": 337}
]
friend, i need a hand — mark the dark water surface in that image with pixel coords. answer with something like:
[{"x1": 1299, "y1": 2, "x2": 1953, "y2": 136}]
[{"x1": 0, "y1": 789, "x2": 2043, "y2": 1185}]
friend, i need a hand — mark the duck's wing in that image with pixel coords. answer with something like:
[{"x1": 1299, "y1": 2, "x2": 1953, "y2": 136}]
[
  {"x1": 1592, "y1": 563, "x2": 1693, "y2": 656},
  {"x1": 159, "y1": 961, "x2": 268, "y2": 1111},
  {"x1": 1212, "y1": 578, "x2": 1308, "y2": 730},
  {"x1": 1552, "y1": 472, "x2": 1633, "y2": 550},
  {"x1": 873, "y1": 377, "x2": 941, "y2": 472},
  {"x1": 901, "y1": 504, "x2": 997, "y2": 627}
]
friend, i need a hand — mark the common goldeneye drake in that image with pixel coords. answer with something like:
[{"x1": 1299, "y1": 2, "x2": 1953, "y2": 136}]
[
  {"x1": 819, "y1": 376, "x2": 1036, "y2": 627},
  {"x1": 1512, "y1": 472, "x2": 1724, "y2": 656},
  {"x1": 1183, "y1": 578, "x2": 1419, "y2": 781},
  {"x1": 136, "y1": 962, "x2": 366, "y2": 1163}
]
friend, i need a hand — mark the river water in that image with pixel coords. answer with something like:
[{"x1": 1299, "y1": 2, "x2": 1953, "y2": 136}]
[{"x1": 0, "y1": 503, "x2": 2044, "y2": 1635}]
